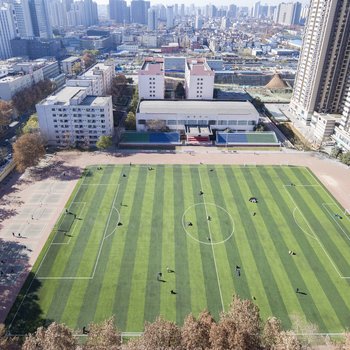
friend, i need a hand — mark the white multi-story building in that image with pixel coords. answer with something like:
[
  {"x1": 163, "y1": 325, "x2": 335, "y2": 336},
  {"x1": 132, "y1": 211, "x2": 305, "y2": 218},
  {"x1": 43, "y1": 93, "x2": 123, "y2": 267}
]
[
  {"x1": 67, "y1": 62, "x2": 115, "y2": 96},
  {"x1": 185, "y1": 59, "x2": 215, "y2": 100},
  {"x1": 0, "y1": 4, "x2": 16, "y2": 60},
  {"x1": 0, "y1": 67, "x2": 43, "y2": 100},
  {"x1": 136, "y1": 100, "x2": 259, "y2": 132},
  {"x1": 138, "y1": 60, "x2": 164, "y2": 100},
  {"x1": 61, "y1": 56, "x2": 81, "y2": 75},
  {"x1": 36, "y1": 86, "x2": 114, "y2": 146}
]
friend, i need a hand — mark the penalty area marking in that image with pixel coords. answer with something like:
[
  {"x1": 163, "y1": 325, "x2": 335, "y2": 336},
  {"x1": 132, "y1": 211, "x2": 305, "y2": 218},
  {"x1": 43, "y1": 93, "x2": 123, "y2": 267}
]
[
  {"x1": 8, "y1": 184, "x2": 121, "y2": 332},
  {"x1": 322, "y1": 203, "x2": 350, "y2": 243},
  {"x1": 37, "y1": 184, "x2": 121, "y2": 280},
  {"x1": 284, "y1": 185, "x2": 350, "y2": 279},
  {"x1": 51, "y1": 202, "x2": 87, "y2": 246}
]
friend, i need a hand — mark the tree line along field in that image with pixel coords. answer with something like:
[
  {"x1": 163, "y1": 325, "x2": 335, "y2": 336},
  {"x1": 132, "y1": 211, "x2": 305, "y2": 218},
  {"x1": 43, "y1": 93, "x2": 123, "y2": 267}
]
[{"x1": 6, "y1": 165, "x2": 350, "y2": 335}]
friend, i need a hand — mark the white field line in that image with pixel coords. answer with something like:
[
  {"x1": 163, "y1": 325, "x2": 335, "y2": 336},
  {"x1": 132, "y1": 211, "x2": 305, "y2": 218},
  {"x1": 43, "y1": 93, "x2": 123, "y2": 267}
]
[
  {"x1": 90, "y1": 184, "x2": 120, "y2": 279},
  {"x1": 292, "y1": 207, "x2": 317, "y2": 241},
  {"x1": 9, "y1": 182, "x2": 120, "y2": 329},
  {"x1": 38, "y1": 184, "x2": 120, "y2": 280},
  {"x1": 51, "y1": 202, "x2": 87, "y2": 246},
  {"x1": 104, "y1": 206, "x2": 120, "y2": 240},
  {"x1": 50, "y1": 201, "x2": 86, "y2": 245},
  {"x1": 284, "y1": 185, "x2": 350, "y2": 279},
  {"x1": 8, "y1": 177, "x2": 85, "y2": 329},
  {"x1": 322, "y1": 203, "x2": 350, "y2": 242},
  {"x1": 198, "y1": 170, "x2": 225, "y2": 312}
]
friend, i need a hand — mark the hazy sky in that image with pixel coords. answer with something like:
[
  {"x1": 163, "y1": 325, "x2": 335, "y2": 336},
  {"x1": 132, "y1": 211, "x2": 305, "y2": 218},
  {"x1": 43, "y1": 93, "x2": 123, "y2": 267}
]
[{"x1": 96, "y1": 0, "x2": 310, "y2": 7}]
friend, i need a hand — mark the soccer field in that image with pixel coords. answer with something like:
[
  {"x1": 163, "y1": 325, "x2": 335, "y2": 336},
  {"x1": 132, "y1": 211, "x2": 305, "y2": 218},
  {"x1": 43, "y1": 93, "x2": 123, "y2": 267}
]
[{"x1": 7, "y1": 165, "x2": 350, "y2": 334}]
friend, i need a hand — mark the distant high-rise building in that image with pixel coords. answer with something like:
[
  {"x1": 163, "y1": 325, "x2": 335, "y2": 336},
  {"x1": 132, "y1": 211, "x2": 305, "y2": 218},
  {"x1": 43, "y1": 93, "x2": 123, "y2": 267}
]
[
  {"x1": 259, "y1": 4, "x2": 268, "y2": 18},
  {"x1": 268, "y1": 5, "x2": 276, "y2": 19},
  {"x1": 221, "y1": 17, "x2": 231, "y2": 30},
  {"x1": 253, "y1": 1, "x2": 260, "y2": 18},
  {"x1": 0, "y1": 4, "x2": 16, "y2": 59},
  {"x1": 147, "y1": 7, "x2": 156, "y2": 30},
  {"x1": 29, "y1": 0, "x2": 52, "y2": 38},
  {"x1": 180, "y1": 3, "x2": 185, "y2": 17},
  {"x1": 47, "y1": 0, "x2": 67, "y2": 28},
  {"x1": 12, "y1": 0, "x2": 34, "y2": 38},
  {"x1": 166, "y1": 5, "x2": 173, "y2": 29},
  {"x1": 131, "y1": 0, "x2": 149, "y2": 24},
  {"x1": 195, "y1": 15, "x2": 203, "y2": 29},
  {"x1": 238, "y1": 6, "x2": 249, "y2": 17},
  {"x1": 299, "y1": 4, "x2": 309, "y2": 24},
  {"x1": 174, "y1": 4, "x2": 178, "y2": 17},
  {"x1": 275, "y1": 2, "x2": 301, "y2": 26},
  {"x1": 228, "y1": 4, "x2": 237, "y2": 19},
  {"x1": 110, "y1": 0, "x2": 127, "y2": 24},
  {"x1": 290, "y1": 0, "x2": 350, "y2": 130}
]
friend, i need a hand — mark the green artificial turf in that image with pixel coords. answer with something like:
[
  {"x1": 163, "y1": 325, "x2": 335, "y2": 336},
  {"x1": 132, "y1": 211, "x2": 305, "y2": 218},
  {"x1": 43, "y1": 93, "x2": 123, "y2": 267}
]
[{"x1": 6, "y1": 165, "x2": 350, "y2": 334}]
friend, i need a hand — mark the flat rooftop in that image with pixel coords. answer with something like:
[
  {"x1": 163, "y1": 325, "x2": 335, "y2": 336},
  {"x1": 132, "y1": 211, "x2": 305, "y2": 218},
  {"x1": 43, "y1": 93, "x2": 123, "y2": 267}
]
[
  {"x1": 81, "y1": 96, "x2": 110, "y2": 106},
  {"x1": 139, "y1": 100, "x2": 258, "y2": 116},
  {"x1": 42, "y1": 86, "x2": 86, "y2": 105},
  {"x1": 187, "y1": 61, "x2": 214, "y2": 76},
  {"x1": 82, "y1": 63, "x2": 112, "y2": 77},
  {"x1": 139, "y1": 61, "x2": 164, "y2": 75},
  {"x1": 62, "y1": 56, "x2": 80, "y2": 63}
]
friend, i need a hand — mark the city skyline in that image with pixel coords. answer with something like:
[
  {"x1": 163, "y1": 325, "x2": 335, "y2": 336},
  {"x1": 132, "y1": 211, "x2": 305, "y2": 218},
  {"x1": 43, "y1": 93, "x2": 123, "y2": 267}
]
[{"x1": 98, "y1": 0, "x2": 310, "y2": 8}]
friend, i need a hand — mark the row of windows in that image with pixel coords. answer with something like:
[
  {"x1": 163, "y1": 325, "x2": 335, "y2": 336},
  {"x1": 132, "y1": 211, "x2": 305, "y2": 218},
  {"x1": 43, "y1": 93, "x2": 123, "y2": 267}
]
[
  {"x1": 55, "y1": 130, "x2": 106, "y2": 136},
  {"x1": 54, "y1": 125, "x2": 106, "y2": 129},
  {"x1": 54, "y1": 119, "x2": 106, "y2": 123},
  {"x1": 138, "y1": 119, "x2": 256, "y2": 126},
  {"x1": 52, "y1": 108, "x2": 105, "y2": 112}
]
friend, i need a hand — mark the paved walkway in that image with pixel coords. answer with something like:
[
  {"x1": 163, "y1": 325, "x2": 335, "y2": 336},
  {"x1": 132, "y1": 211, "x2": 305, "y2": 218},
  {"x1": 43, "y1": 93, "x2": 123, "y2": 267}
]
[{"x1": 0, "y1": 149, "x2": 349, "y2": 323}]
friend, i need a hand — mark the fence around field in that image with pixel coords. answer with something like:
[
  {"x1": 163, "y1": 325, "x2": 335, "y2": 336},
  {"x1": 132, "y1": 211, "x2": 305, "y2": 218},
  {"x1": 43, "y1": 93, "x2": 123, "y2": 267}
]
[{"x1": 216, "y1": 131, "x2": 280, "y2": 146}]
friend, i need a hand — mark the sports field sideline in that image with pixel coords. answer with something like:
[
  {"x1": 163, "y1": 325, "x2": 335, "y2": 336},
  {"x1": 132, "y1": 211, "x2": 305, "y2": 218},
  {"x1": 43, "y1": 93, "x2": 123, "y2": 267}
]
[{"x1": 6, "y1": 164, "x2": 350, "y2": 334}]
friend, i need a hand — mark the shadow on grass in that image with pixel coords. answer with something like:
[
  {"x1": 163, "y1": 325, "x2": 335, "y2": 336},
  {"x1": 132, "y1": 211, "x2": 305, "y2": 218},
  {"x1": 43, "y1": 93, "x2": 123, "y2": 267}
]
[
  {"x1": 5, "y1": 271, "x2": 53, "y2": 335},
  {"x1": 0, "y1": 238, "x2": 53, "y2": 335}
]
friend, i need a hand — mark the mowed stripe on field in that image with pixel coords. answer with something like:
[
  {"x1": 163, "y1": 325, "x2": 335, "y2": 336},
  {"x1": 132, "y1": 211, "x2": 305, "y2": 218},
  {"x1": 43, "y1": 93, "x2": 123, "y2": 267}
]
[
  {"x1": 7, "y1": 165, "x2": 350, "y2": 335},
  {"x1": 276, "y1": 167, "x2": 350, "y2": 331},
  {"x1": 44, "y1": 168, "x2": 117, "y2": 325}
]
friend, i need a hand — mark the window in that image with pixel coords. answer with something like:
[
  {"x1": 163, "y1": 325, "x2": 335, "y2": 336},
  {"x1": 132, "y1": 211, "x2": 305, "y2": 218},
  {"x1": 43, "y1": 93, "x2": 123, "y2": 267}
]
[
  {"x1": 167, "y1": 120, "x2": 177, "y2": 125},
  {"x1": 238, "y1": 120, "x2": 247, "y2": 125},
  {"x1": 228, "y1": 120, "x2": 237, "y2": 125},
  {"x1": 248, "y1": 120, "x2": 256, "y2": 125},
  {"x1": 138, "y1": 119, "x2": 146, "y2": 124}
]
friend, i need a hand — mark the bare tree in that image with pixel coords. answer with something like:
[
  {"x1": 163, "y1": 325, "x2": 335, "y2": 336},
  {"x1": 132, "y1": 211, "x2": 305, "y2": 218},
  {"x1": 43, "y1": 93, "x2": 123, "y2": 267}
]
[
  {"x1": 83, "y1": 316, "x2": 121, "y2": 350},
  {"x1": 13, "y1": 133, "x2": 45, "y2": 172},
  {"x1": 22, "y1": 322, "x2": 77, "y2": 350},
  {"x1": 209, "y1": 317, "x2": 237, "y2": 350},
  {"x1": 262, "y1": 317, "x2": 282, "y2": 349},
  {"x1": 146, "y1": 119, "x2": 167, "y2": 132},
  {"x1": 181, "y1": 311, "x2": 214, "y2": 350},
  {"x1": 0, "y1": 100, "x2": 13, "y2": 135},
  {"x1": 0, "y1": 324, "x2": 20, "y2": 350},
  {"x1": 226, "y1": 295, "x2": 261, "y2": 350},
  {"x1": 275, "y1": 331, "x2": 301, "y2": 350},
  {"x1": 137, "y1": 316, "x2": 182, "y2": 349}
]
